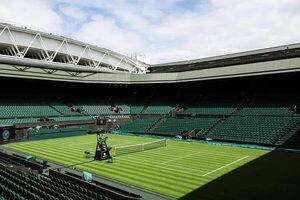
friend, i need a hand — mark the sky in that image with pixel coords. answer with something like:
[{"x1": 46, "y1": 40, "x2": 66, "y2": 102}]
[{"x1": 0, "y1": 0, "x2": 300, "y2": 64}]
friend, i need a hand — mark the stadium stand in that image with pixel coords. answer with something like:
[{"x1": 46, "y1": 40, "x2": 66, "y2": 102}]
[
  {"x1": 120, "y1": 118, "x2": 158, "y2": 133},
  {"x1": 0, "y1": 101, "x2": 60, "y2": 117},
  {"x1": 0, "y1": 73, "x2": 300, "y2": 148},
  {"x1": 0, "y1": 116, "x2": 93, "y2": 125},
  {"x1": 0, "y1": 118, "x2": 40, "y2": 125},
  {"x1": 0, "y1": 151, "x2": 141, "y2": 200},
  {"x1": 113, "y1": 102, "x2": 131, "y2": 115},
  {"x1": 72, "y1": 101, "x2": 111, "y2": 115},
  {"x1": 207, "y1": 116, "x2": 300, "y2": 145},
  {"x1": 51, "y1": 116, "x2": 94, "y2": 121},
  {"x1": 152, "y1": 117, "x2": 219, "y2": 136},
  {"x1": 0, "y1": 168, "x2": 113, "y2": 200},
  {"x1": 1, "y1": 93, "x2": 300, "y2": 147},
  {"x1": 143, "y1": 103, "x2": 175, "y2": 114},
  {"x1": 183, "y1": 98, "x2": 242, "y2": 115},
  {"x1": 130, "y1": 105, "x2": 145, "y2": 114},
  {"x1": 282, "y1": 124, "x2": 300, "y2": 148},
  {"x1": 48, "y1": 102, "x2": 75, "y2": 115},
  {"x1": 29, "y1": 126, "x2": 87, "y2": 136},
  {"x1": 238, "y1": 95, "x2": 299, "y2": 116}
]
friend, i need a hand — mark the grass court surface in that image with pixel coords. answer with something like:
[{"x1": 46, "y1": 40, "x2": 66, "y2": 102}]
[{"x1": 3, "y1": 134, "x2": 268, "y2": 199}]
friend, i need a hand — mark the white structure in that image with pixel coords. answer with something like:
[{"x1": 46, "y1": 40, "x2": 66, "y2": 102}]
[{"x1": 0, "y1": 23, "x2": 149, "y2": 74}]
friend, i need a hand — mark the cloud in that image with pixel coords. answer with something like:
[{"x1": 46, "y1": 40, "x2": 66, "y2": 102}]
[
  {"x1": 0, "y1": 0, "x2": 63, "y2": 34},
  {"x1": 73, "y1": 15, "x2": 147, "y2": 55},
  {"x1": 71, "y1": 0, "x2": 300, "y2": 64},
  {"x1": 58, "y1": 4, "x2": 88, "y2": 21}
]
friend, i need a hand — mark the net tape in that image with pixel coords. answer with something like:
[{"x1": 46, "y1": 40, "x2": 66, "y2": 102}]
[{"x1": 113, "y1": 139, "x2": 166, "y2": 156}]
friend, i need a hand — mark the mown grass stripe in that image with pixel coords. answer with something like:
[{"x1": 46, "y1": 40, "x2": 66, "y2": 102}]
[{"x1": 3, "y1": 134, "x2": 268, "y2": 199}]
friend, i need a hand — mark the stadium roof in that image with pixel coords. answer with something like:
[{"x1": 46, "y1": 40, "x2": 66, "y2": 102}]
[
  {"x1": 0, "y1": 23, "x2": 149, "y2": 74},
  {"x1": 1, "y1": 24, "x2": 300, "y2": 84},
  {"x1": 149, "y1": 43, "x2": 300, "y2": 73}
]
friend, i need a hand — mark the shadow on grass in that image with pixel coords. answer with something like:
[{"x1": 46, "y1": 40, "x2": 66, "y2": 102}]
[{"x1": 179, "y1": 150, "x2": 300, "y2": 200}]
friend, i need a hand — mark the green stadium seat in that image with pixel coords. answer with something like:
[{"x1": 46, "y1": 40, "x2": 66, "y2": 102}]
[
  {"x1": 153, "y1": 117, "x2": 219, "y2": 136},
  {"x1": 121, "y1": 118, "x2": 158, "y2": 133},
  {"x1": 208, "y1": 116, "x2": 300, "y2": 145}
]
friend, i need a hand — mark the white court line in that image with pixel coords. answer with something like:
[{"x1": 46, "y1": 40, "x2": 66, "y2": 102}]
[
  {"x1": 116, "y1": 155, "x2": 207, "y2": 176},
  {"x1": 133, "y1": 151, "x2": 178, "y2": 158},
  {"x1": 64, "y1": 142, "x2": 95, "y2": 147},
  {"x1": 109, "y1": 139, "x2": 133, "y2": 142},
  {"x1": 202, "y1": 156, "x2": 249, "y2": 177},
  {"x1": 166, "y1": 146, "x2": 244, "y2": 158},
  {"x1": 161, "y1": 151, "x2": 204, "y2": 164}
]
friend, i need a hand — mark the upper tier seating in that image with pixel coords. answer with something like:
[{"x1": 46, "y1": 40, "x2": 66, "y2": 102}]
[
  {"x1": 72, "y1": 102, "x2": 111, "y2": 115},
  {"x1": 208, "y1": 116, "x2": 300, "y2": 145},
  {"x1": 144, "y1": 103, "x2": 175, "y2": 114},
  {"x1": 121, "y1": 118, "x2": 158, "y2": 133},
  {"x1": 239, "y1": 95, "x2": 299, "y2": 116},
  {"x1": 130, "y1": 104, "x2": 145, "y2": 114},
  {"x1": 184, "y1": 99, "x2": 242, "y2": 115},
  {"x1": 113, "y1": 102, "x2": 130, "y2": 114},
  {"x1": 153, "y1": 117, "x2": 219, "y2": 136},
  {"x1": 49, "y1": 102, "x2": 75, "y2": 115}
]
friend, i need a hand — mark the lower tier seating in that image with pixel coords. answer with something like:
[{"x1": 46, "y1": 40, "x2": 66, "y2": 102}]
[
  {"x1": 0, "y1": 102, "x2": 60, "y2": 118},
  {"x1": 29, "y1": 126, "x2": 87, "y2": 135},
  {"x1": 208, "y1": 116, "x2": 300, "y2": 145},
  {"x1": 0, "y1": 116, "x2": 93, "y2": 125},
  {"x1": 0, "y1": 168, "x2": 112, "y2": 200},
  {"x1": 51, "y1": 116, "x2": 94, "y2": 121},
  {"x1": 27, "y1": 126, "x2": 88, "y2": 141},
  {"x1": 283, "y1": 129, "x2": 300, "y2": 148},
  {"x1": 0, "y1": 118, "x2": 40, "y2": 124}
]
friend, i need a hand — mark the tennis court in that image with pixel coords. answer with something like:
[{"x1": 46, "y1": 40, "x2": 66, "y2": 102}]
[{"x1": 3, "y1": 134, "x2": 268, "y2": 198}]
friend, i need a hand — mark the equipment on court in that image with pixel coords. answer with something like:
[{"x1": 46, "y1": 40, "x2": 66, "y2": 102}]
[
  {"x1": 84, "y1": 150, "x2": 91, "y2": 158},
  {"x1": 94, "y1": 133, "x2": 112, "y2": 161},
  {"x1": 82, "y1": 171, "x2": 93, "y2": 182},
  {"x1": 112, "y1": 139, "x2": 167, "y2": 156}
]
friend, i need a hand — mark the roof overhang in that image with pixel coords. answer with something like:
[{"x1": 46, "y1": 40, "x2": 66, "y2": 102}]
[{"x1": 1, "y1": 55, "x2": 300, "y2": 84}]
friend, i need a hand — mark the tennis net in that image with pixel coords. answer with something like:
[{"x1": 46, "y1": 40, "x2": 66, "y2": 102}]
[{"x1": 112, "y1": 139, "x2": 167, "y2": 156}]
